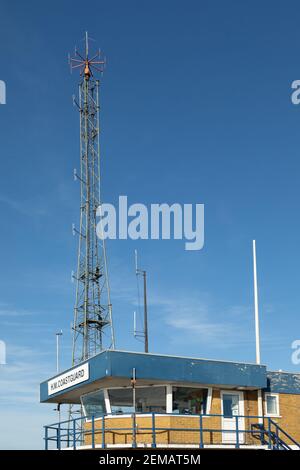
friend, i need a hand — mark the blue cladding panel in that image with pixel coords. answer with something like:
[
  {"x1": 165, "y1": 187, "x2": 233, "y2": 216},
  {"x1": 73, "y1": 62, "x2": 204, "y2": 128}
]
[
  {"x1": 108, "y1": 351, "x2": 266, "y2": 388},
  {"x1": 267, "y1": 371, "x2": 300, "y2": 394},
  {"x1": 40, "y1": 381, "x2": 48, "y2": 402},
  {"x1": 40, "y1": 350, "x2": 267, "y2": 403}
]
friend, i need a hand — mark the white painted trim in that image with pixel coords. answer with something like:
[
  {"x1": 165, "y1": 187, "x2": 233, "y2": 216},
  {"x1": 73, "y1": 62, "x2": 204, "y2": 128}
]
[
  {"x1": 92, "y1": 412, "x2": 213, "y2": 421},
  {"x1": 206, "y1": 388, "x2": 213, "y2": 414},
  {"x1": 104, "y1": 388, "x2": 111, "y2": 414},
  {"x1": 264, "y1": 392, "x2": 280, "y2": 417},
  {"x1": 94, "y1": 413, "x2": 169, "y2": 420},
  {"x1": 252, "y1": 239, "x2": 261, "y2": 365},
  {"x1": 166, "y1": 385, "x2": 173, "y2": 413},
  {"x1": 257, "y1": 389, "x2": 263, "y2": 424}
]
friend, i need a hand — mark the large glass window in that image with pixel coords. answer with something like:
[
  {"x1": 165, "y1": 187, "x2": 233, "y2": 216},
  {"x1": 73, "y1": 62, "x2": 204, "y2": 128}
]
[
  {"x1": 81, "y1": 390, "x2": 106, "y2": 419},
  {"x1": 135, "y1": 387, "x2": 166, "y2": 413},
  {"x1": 172, "y1": 387, "x2": 208, "y2": 414},
  {"x1": 108, "y1": 388, "x2": 134, "y2": 414},
  {"x1": 108, "y1": 387, "x2": 166, "y2": 414}
]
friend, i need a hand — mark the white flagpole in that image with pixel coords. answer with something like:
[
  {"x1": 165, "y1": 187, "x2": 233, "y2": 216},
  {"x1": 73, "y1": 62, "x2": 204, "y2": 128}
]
[
  {"x1": 252, "y1": 240, "x2": 261, "y2": 364},
  {"x1": 253, "y1": 240, "x2": 263, "y2": 423}
]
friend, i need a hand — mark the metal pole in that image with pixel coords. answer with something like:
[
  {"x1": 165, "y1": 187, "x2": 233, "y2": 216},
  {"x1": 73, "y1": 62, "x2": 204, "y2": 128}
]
[
  {"x1": 235, "y1": 415, "x2": 239, "y2": 449},
  {"x1": 102, "y1": 415, "x2": 106, "y2": 449},
  {"x1": 267, "y1": 418, "x2": 272, "y2": 449},
  {"x1": 91, "y1": 415, "x2": 95, "y2": 449},
  {"x1": 135, "y1": 250, "x2": 149, "y2": 353},
  {"x1": 199, "y1": 414, "x2": 204, "y2": 448},
  {"x1": 132, "y1": 367, "x2": 136, "y2": 413},
  {"x1": 45, "y1": 426, "x2": 48, "y2": 450},
  {"x1": 57, "y1": 422, "x2": 61, "y2": 450},
  {"x1": 56, "y1": 330, "x2": 63, "y2": 373},
  {"x1": 252, "y1": 240, "x2": 261, "y2": 364},
  {"x1": 56, "y1": 334, "x2": 59, "y2": 373},
  {"x1": 57, "y1": 403, "x2": 61, "y2": 427},
  {"x1": 143, "y1": 272, "x2": 149, "y2": 353},
  {"x1": 253, "y1": 240, "x2": 263, "y2": 424},
  {"x1": 151, "y1": 412, "x2": 156, "y2": 448},
  {"x1": 131, "y1": 368, "x2": 137, "y2": 447},
  {"x1": 73, "y1": 419, "x2": 76, "y2": 450}
]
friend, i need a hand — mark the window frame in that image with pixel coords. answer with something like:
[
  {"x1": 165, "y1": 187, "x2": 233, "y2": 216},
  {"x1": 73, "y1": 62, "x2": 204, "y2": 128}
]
[
  {"x1": 81, "y1": 388, "x2": 107, "y2": 420},
  {"x1": 81, "y1": 384, "x2": 213, "y2": 421},
  {"x1": 264, "y1": 393, "x2": 280, "y2": 417},
  {"x1": 171, "y1": 385, "x2": 212, "y2": 415},
  {"x1": 107, "y1": 384, "x2": 168, "y2": 415}
]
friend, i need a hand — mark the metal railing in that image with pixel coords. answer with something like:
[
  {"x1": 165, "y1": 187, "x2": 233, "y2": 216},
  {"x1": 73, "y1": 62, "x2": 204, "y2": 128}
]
[{"x1": 44, "y1": 412, "x2": 300, "y2": 450}]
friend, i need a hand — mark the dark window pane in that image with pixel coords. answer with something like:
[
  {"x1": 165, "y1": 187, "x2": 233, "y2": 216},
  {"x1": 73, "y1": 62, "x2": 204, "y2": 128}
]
[
  {"x1": 81, "y1": 390, "x2": 106, "y2": 419},
  {"x1": 108, "y1": 387, "x2": 166, "y2": 414},
  {"x1": 136, "y1": 387, "x2": 166, "y2": 413},
  {"x1": 172, "y1": 387, "x2": 208, "y2": 414},
  {"x1": 109, "y1": 388, "x2": 134, "y2": 414},
  {"x1": 223, "y1": 396, "x2": 233, "y2": 418}
]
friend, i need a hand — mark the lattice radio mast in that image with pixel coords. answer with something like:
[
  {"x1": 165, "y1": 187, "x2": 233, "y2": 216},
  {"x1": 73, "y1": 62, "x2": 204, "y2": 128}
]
[{"x1": 69, "y1": 32, "x2": 115, "y2": 366}]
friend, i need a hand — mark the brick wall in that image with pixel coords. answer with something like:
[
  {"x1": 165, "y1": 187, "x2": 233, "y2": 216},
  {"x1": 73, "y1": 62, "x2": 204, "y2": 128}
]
[
  {"x1": 84, "y1": 389, "x2": 300, "y2": 447},
  {"x1": 267, "y1": 393, "x2": 300, "y2": 445}
]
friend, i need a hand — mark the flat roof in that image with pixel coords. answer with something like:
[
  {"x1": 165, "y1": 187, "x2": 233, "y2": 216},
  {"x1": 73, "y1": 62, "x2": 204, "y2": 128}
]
[
  {"x1": 267, "y1": 371, "x2": 300, "y2": 394},
  {"x1": 40, "y1": 350, "x2": 267, "y2": 404}
]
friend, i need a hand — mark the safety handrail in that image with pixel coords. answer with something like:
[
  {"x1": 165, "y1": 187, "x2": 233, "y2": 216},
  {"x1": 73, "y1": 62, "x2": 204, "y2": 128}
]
[
  {"x1": 270, "y1": 419, "x2": 300, "y2": 449},
  {"x1": 44, "y1": 412, "x2": 300, "y2": 450}
]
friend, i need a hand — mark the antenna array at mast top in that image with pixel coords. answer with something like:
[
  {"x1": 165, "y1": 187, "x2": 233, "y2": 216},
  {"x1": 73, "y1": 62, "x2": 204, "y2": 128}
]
[{"x1": 69, "y1": 31, "x2": 106, "y2": 80}]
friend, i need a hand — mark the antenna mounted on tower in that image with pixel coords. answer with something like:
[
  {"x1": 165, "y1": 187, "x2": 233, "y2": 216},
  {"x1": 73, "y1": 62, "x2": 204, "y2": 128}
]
[
  {"x1": 69, "y1": 31, "x2": 106, "y2": 79},
  {"x1": 134, "y1": 250, "x2": 149, "y2": 353}
]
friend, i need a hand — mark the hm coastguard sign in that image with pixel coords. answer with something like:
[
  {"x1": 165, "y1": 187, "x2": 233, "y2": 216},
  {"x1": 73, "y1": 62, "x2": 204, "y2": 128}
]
[{"x1": 48, "y1": 363, "x2": 89, "y2": 396}]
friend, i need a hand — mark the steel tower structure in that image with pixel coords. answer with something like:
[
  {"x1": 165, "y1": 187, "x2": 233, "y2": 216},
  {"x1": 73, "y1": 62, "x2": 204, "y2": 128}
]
[{"x1": 69, "y1": 33, "x2": 115, "y2": 366}]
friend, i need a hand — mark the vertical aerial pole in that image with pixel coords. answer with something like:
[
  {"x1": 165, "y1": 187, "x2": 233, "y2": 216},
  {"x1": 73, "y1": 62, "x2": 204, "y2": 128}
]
[
  {"x1": 252, "y1": 240, "x2": 261, "y2": 364},
  {"x1": 135, "y1": 250, "x2": 149, "y2": 353},
  {"x1": 56, "y1": 330, "x2": 63, "y2": 373},
  {"x1": 143, "y1": 273, "x2": 149, "y2": 353},
  {"x1": 55, "y1": 330, "x2": 63, "y2": 424},
  {"x1": 252, "y1": 240, "x2": 263, "y2": 422},
  {"x1": 69, "y1": 32, "x2": 115, "y2": 366}
]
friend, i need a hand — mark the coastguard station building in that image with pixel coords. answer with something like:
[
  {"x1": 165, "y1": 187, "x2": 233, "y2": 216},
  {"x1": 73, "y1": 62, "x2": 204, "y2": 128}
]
[{"x1": 40, "y1": 350, "x2": 300, "y2": 450}]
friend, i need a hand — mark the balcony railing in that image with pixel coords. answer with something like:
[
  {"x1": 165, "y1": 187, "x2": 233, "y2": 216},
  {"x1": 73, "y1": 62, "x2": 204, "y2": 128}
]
[{"x1": 44, "y1": 412, "x2": 300, "y2": 450}]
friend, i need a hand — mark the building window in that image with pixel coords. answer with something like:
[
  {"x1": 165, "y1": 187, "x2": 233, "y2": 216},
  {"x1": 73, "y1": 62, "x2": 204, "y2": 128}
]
[
  {"x1": 108, "y1": 388, "x2": 134, "y2": 414},
  {"x1": 265, "y1": 393, "x2": 279, "y2": 416},
  {"x1": 108, "y1": 386, "x2": 166, "y2": 414},
  {"x1": 172, "y1": 387, "x2": 208, "y2": 414},
  {"x1": 81, "y1": 390, "x2": 106, "y2": 419}
]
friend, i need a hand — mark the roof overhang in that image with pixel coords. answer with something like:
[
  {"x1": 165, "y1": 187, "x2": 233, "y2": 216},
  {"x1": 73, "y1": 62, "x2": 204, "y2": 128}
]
[{"x1": 40, "y1": 350, "x2": 267, "y2": 404}]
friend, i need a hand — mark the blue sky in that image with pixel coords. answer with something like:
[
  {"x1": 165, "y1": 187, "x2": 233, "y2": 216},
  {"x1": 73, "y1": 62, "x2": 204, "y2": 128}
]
[{"x1": 1, "y1": 0, "x2": 300, "y2": 449}]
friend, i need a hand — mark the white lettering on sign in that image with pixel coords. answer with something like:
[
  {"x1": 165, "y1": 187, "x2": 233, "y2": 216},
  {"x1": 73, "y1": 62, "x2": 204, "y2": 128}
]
[{"x1": 48, "y1": 363, "x2": 89, "y2": 396}]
